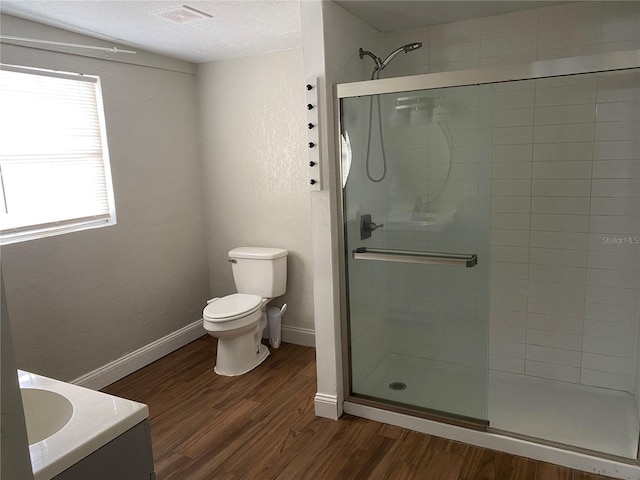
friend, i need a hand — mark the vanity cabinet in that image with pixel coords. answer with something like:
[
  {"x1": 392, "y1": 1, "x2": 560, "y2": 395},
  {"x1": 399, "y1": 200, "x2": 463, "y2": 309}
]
[{"x1": 53, "y1": 420, "x2": 155, "y2": 480}]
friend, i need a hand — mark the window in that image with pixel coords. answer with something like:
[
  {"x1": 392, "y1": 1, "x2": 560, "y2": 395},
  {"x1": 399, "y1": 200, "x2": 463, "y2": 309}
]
[{"x1": 0, "y1": 65, "x2": 116, "y2": 245}]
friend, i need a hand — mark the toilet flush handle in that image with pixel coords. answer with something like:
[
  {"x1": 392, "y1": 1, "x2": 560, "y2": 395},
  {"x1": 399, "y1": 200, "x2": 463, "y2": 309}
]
[{"x1": 228, "y1": 258, "x2": 237, "y2": 263}]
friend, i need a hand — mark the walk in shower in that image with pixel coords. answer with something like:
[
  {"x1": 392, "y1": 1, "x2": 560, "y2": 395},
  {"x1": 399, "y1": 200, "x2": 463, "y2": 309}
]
[{"x1": 338, "y1": 51, "x2": 640, "y2": 463}]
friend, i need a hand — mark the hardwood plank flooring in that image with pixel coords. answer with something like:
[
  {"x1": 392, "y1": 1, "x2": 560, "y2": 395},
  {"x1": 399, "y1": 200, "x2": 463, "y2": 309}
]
[{"x1": 103, "y1": 336, "x2": 616, "y2": 480}]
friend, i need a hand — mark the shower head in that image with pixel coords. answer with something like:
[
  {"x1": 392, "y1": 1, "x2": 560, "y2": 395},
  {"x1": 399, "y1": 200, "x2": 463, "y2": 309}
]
[
  {"x1": 380, "y1": 42, "x2": 423, "y2": 69},
  {"x1": 403, "y1": 42, "x2": 422, "y2": 53}
]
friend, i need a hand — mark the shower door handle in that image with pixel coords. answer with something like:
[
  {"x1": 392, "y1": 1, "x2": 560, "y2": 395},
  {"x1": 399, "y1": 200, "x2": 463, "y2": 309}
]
[
  {"x1": 360, "y1": 214, "x2": 384, "y2": 240},
  {"x1": 352, "y1": 247, "x2": 477, "y2": 268}
]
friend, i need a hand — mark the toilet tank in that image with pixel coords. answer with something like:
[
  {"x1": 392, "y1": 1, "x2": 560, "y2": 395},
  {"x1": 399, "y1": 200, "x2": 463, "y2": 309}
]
[{"x1": 229, "y1": 247, "x2": 288, "y2": 298}]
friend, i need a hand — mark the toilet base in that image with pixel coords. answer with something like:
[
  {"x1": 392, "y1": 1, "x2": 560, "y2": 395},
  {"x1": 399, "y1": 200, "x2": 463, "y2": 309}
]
[{"x1": 214, "y1": 337, "x2": 270, "y2": 377}]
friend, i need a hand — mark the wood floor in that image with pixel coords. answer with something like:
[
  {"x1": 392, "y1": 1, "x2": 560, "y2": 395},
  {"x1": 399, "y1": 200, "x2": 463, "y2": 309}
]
[{"x1": 103, "y1": 336, "x2": 616, "y2": 480}]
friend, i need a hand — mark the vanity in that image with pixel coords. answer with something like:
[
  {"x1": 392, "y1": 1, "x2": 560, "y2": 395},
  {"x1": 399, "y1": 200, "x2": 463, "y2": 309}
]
[{"x1": 18, "y1": 370, "x2": 154, "y2": 480}]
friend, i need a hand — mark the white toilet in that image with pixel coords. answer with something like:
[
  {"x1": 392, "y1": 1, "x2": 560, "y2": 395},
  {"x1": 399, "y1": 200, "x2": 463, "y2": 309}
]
[{"x1": 203, "y1": 247, "x2": 288, "y2": 376}]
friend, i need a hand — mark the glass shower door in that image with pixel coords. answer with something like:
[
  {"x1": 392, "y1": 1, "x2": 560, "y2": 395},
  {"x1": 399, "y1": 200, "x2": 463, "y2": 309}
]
[{"x1": 341, "y1": 84, "x2": 491, "y2": 425}]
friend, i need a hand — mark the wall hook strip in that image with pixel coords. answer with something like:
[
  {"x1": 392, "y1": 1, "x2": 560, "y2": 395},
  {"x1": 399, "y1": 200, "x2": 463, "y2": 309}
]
[{"x1": 0, "y1": 35, "x2": 136, "y2": 54}]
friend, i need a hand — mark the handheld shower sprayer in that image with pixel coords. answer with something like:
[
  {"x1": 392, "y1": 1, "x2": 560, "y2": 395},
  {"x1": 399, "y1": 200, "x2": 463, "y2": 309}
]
[{"x1": 358, "y1": 42, "x2": 423, "y2": 182}]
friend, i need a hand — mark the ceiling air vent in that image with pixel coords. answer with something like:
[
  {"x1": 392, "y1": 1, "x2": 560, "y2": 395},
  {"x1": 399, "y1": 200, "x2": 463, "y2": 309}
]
[{"x1": 152, "y1": 5, "x2": 212, "y2": 24}]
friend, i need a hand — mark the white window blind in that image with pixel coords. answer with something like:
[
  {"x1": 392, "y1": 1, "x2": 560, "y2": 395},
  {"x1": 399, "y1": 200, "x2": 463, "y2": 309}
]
[{"x1": 0, "y1": 64, "x2": 116, "y2": 245}]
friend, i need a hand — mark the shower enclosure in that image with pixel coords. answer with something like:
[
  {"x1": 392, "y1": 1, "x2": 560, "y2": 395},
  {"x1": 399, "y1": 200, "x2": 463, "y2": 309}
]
[{"x1": 338, "y1": 51, "x2": 640, "y2": 462}]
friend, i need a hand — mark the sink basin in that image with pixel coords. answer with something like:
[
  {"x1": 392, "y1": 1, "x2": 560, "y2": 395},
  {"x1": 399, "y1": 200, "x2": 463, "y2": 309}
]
[{"x1": 21, "y1": 388, "x2": 73, "y2": 445}]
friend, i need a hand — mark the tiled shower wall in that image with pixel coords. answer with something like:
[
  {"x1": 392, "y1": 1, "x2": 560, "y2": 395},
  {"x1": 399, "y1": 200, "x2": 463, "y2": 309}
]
[
  {"x1": 378, "y1": 1, "x2": 640, "y2": 392},
  {"x1": 487, "y1": 71, "x2": 639, "y2": 391}
]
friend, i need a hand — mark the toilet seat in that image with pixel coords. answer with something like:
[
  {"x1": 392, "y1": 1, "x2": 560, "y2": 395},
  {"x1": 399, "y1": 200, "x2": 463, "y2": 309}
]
[{"x1": 203, "y1": 293, "x2": 262, "y2": 323}]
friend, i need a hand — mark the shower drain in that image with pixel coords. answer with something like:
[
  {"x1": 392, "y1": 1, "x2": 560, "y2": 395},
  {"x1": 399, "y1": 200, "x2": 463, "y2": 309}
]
[{"x1": 388, "y1": 382, "x2": 407, "y2": 391}]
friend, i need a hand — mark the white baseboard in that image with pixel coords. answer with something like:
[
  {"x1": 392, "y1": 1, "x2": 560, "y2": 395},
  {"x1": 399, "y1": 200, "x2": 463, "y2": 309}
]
[
  {"x1": 315, "y1": 393, "x2": 340, "y2": 420},
  {"x1": 72, "y1": 319, "x2": 205, "y2": 390},
  {"x1": 282, "y1": 325, "x2": 315, "y2": 347}
]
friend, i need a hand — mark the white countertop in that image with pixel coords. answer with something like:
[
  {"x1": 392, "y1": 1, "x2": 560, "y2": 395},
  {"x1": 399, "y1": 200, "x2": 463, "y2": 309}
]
[{"x1": 18, "y1": 370, "x2": 149, "y2": 480}]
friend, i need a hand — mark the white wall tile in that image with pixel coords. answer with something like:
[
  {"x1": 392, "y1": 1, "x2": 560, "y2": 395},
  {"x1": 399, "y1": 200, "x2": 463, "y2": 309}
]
[
  {"x1": 429, "y1": 18, "x2": 481, "y2": 47},
  {"x1": 589, "y1": 233, "x2": 640, "y2": 254},
  {"x1": 532, "y1": 161, "x2": 592, "y2": 179},
  {"x1": 587, "y1": 251, "x2": 640, "y2": 271},
  {"x1": 586, "y1": 285, "x2": 639, "y2": 307},
  {"x1": 584, "y1": 318, "x2": 637, "y2": 340},
  {"x1": 537, "y1": 25, "x2": 601, "y2": 52},
  {"x1": 582, "y1": 352, "x2": 635, "y2": 375},
  {"x1": 595, "y1": 121, "x2": 640, "y2": 141},
  {"x1": 581, "y1": 368, "x2": 633, "y2": 391},
  {"x1": 491, "y1": 230, "x2": 529, "y2": 249},
  {"x1": 492, "y1": 126, "x2": 533, "y2": 145},
  {"x1": 591, "y1": 179, "x2": 640, "y2": 197},
  {"x1": 481, "y1": 11, "x2": 538, "y2": 39},
  {"x1": 492, "y1": 213, "x2": 531, "y2": 230},
  {"x1": 491, "y1": 196, "x2": 531, "y2": 213},
  {"x1": 533, "y1": 123, "x2": 595, "y2": 143},
  {"x1": 528, "y1": 313, "x2": 583, "y2": 335},
  {"x1": 490, "y1": 353, "x2": 525, "y2": 373},
  {"x1": 590, "y1": 197, "x2": 640, "y2": 216},
  {"x1": 526, "y1": 344, "x2": 582, "y2": 367},
  {"x1": 492, "y1": 245, "x2": 530, "y2": 264},
  {"x1": 593, "y1": 141, "x2": 640, "y2": 160},
  {"x1": 492, "y1": 261, "x2": 529, "y2": 279},
  {"x1": 583, "y1": 336, "x2": 635, "y2": 358},
  {"x1": 533, "y1": 142, "x2": 593, "y2": 161},
  {"x1": 528, "y1": 280, "x2": 585, "y2": 302},
  {"x1": 537, "y1": 2, "x2": 603, "y2": 31},
  {"x1": 492, "y1": 90, "x2": 535, "y2": 110},
  {"x1": 491, "y1": 144, "x2": 533, "y2": 162},
  {"x1": 492, "y1": 308, "x2": 527, "y2": 326},
  {"x1": 587, "y1": 268, "x2": 639, "y2": 289},
  {"x1": 601, "y1": 20, "x2": 640, "y2": 44},
  {"x1": 585, "y1": 302, "x2": 639, "y2": 324},
  {"x1": 525, "y1": 359, "x2": 580, "y2": 383},
  {"x1": 596, "y1": 102, "x2": 640, "y2": 122},
  {"x1": 528, "y1": 296, "x2": 585, "y2": 319},
  {"x1": 491, "y1": 322, "x2": 527, "y2": 342},
  {"x1": 492, "y1": 108, "x2": 534, "y2": 127},
  {"x1": 481, "y1": 33, "x2": 537, "y2": 58},
  {"x1": 529, "y1": 264, "x2": 586, "y2": 285},
  {"x1": 492, "y1": 277, "x2": 529, "y2": 296},
  {"x1": 491, "y1": 162, "x2": 532, "y2": 179},
  {"x1": 490, "y1": 339, "x2": 526, "y2": 357},
  {"x1": 527, "y1": 328, "x2": 583, "y2": 351},
  {"x1": 536, "y1": 45, "x2": 601, "y2": 61},
  {"x1": 535, "y1": 85, "x2": 597, "y2": 107},
  {"x1": 492, "y1": 179, "x2": 531, "y2": 196},
  {"x1": 601, "y1": 1, "x2": 640, "y2": 24},
  {"x1": 589, "y1": 216, "x2": 640, "y2": 235},
  {"x1": 531, "y1": 196, "x2": 590, "y2": 215},
  {"x1": 530, "y1": 247, "x2": 587, "y2": 267},
  {"x1": 429, "y1": 41, "x2": 480, "y2": 64},
  {"x1": 534, "y1": 104, "x2": 596, "y2": 125},
  {"x1": 597, "y1": 84, "x2": 640, "y2": 103},
  {"x1": 530, "y1": 214, "x2": 589, "y2": 233},
  {"x1": 592, "y1": 160, "x2": 640, "y2": 179},
  {"x1": 532, "y1": 179, "x2": 591, "y2": 197}
]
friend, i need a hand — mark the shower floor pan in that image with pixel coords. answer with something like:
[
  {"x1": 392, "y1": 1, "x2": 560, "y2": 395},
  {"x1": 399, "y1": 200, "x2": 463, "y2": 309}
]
[{"x1": 355, "y1": 354, "x2": 639, "y2": 459}]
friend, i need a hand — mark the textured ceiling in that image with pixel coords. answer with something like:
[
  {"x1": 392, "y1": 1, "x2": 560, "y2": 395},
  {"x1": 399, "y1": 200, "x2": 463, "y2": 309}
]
[
  {"x1": 0, "y1": 0, "x2": 303, "y2": 63},
  {"x1": 334, "y1": 1, "x2": 563, "y2": 32},
  {"x1": 1, "y1": 1, "x2": 568, "y2": 64}
]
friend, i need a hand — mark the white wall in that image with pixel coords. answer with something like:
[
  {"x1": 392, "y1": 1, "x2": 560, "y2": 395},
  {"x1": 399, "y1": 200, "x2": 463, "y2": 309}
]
[
  {"x1": 197, "y1": 49, "x2": 315, "y2": 341},
  {"x1": 1, "y1": 15, "x2": 210, "y2": 381},
  {"x1": 301, "y1": 0, "x2": 384, "y2": 418}
]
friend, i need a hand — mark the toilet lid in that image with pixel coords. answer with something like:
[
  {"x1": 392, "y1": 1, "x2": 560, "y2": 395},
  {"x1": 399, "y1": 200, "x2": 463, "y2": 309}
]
[{"x1": 203, "y1": 293, "x2": 262, "y2": 321}]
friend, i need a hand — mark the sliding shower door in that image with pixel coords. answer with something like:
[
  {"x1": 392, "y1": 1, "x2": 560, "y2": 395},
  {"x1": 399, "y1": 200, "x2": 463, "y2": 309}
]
[{"x1": 341, "y1": 84, "x2": 491, "y2": 425}]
